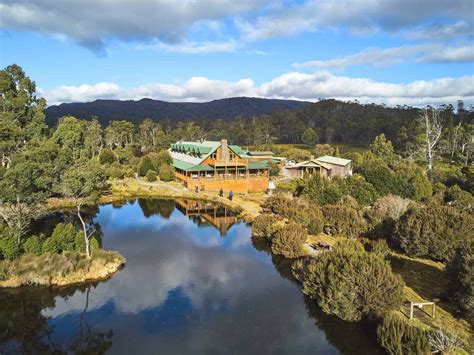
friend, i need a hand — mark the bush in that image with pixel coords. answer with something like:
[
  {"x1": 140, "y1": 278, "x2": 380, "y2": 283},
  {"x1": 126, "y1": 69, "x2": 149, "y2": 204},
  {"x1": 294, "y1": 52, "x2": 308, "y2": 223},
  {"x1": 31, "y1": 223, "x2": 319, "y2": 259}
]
[
  {"x1": 23, "y1": 235, "x2": 43, "y2": 255},
  {"x1": 365, "y1": 239, "x2": 390, "y2": 259},
  {"x1": 264, "y1": 195, "x2": 323, "y2": 234},
  {"x1": 445, "y1": 239, "x2": 473, "y2": 324},
  {"x1": 268, "y1": 160, "x2": 281, "y2": 177},
  {"x1": 322, "y1": 203, "x2": 367, "y2": 237},
  {"x1": 282, "y1": 148, "x2": 312, "y2": 162},
  {"x1": 42, "y1": 223, "x2": 77, "y2": 254},
  {"x1": 392, "y1": 205, "x2": 473, "y2": 261},
  {"x1": 427, "y1": 328, "x2": 464, "y2": 354},
  {"x1": 146, "y1": 169, "x2": 157, "y2": 182},
  {"x1": 99, "y1": 148, "x2": 116, "y2": 164},
  {"x1": 252, "y1": 214, "x2": 281, "y2": 238},
  {"x1": 0, "y1": 234, "x2": 21, "y2": 261},
  {"x1": 149, "y1": 150, "x2": 173, "y2": 171},
  {"x1": 377, "y1": 313, "x2": 430, "y2": 355},
  {"x1": 74, "y1": 232, "x2": 100, "y2": 253},
  {"x1": 137, "y1": 156, "x2": 154, "y2": 176},
  {"x1": 302, "y1": 242, "x2": 405, "y2": 321},
  {"x1": 106, "y1": 162, "x2": 126, "y2": 179},
  {"x1": 271, "y1": 223, "x2": 308, "y2": 258},
  {"x1": 158, "y1": 164, "x2": 175, "y2": 182}
]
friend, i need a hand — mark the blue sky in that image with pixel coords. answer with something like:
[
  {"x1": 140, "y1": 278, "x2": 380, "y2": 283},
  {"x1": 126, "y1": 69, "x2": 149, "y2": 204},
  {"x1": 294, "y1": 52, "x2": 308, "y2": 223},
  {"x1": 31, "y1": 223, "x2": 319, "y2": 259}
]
[{"x1": 0, "y1": 0, "x2": 473, "y2": 106}]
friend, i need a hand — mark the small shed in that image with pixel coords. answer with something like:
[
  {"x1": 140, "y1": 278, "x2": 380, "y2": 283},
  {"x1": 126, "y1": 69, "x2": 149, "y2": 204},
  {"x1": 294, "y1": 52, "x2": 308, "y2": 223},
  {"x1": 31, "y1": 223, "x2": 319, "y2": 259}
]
[{"x1": 314, "y1": 156, "x2": 352, "y2": 178}]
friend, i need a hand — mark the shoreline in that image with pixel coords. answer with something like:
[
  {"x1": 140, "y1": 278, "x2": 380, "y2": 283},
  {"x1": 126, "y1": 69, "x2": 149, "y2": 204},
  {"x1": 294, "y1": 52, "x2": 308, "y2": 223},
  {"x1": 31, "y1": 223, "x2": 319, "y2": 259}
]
[{"x1": 0, "y1": 250, "x2": 125, "y2": 289}]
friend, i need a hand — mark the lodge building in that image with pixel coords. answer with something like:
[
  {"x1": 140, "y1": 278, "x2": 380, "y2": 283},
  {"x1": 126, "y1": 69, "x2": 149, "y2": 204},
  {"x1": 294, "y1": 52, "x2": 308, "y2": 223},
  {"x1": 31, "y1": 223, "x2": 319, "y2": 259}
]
[
  {"x1": 169, "y1": 140, "x2": 270, "y2": 193},
  {"x1": 283, "y1": 156, "x2": 353, "y2": 179}
]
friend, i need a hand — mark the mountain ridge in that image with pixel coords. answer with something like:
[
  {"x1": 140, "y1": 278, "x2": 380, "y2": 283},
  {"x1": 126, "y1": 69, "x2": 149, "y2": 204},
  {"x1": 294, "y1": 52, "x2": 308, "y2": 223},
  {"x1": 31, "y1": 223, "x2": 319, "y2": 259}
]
[{"x1": 45, "y1": 96, "x2": 312, "y2": 125}]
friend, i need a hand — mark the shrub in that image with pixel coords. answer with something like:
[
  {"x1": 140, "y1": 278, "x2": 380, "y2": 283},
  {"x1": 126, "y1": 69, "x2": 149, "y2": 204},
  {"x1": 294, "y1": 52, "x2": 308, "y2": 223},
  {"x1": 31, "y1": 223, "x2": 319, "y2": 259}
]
[
  {"x1": 443, "y1": 184, "x2": 474, "y2": 211},
  {"x1": 106, "y1": 162, "x2": 126, "y2": 179},
  {"x1": 252, "y1": 214, "x2": 281, "y2": 238},
  {"x1": 445, "y1": 239, "x2": 473, "y2": 324},
  {"x1": 302, "y1": 174, "x2": 342, "y2": 205},
  {"x1": 365, "y1": 239, "x2": 390, "y2": 259},
  {"x1": 377, "y1": 313, "x2": 430, "y2": 355},
  {"x1": 159, "y1": 164, "x2": 175, "y2": 182},
  {"x1": 268, "y1": 160, "x2": 281, "y2": 176},
  {"x1": 74, "y1": 232, "x2": 100, "y2": 254},
  {"x1": 322, "y1": 203, "x2": 367, "y2": 237},
  {"x1": 341, "y1": 174, "x2": 379, "y2": 206},
  {"x1": 148, "y1": 150, "x2": 173, "y2": 171},
  {"x1": 23, "y1": 235, "x2": 43, "y2": 255},
  {"x1": 302, "y1": 242, "x2": 405, "y2": 321},
  {"x1": 0, "y1": 234, "x2": 21, "y2": 261},
  {"x1": 137, "y1": 156, "x2": 154, "y2": 176},
  {"x1": 99, "y1": 148, "x2": 116, "y2": 164},
  {"x1": 271, "y1": 223, "x2": 308, "y2": 258},
  {"x1": 282, "y1": 148, "x2": 312, "y2": 162},
  {"x1": 42, "y1": 223, "x2": 77, "y2": 254},
  {"x1": 146, "y1": 169, "x2": 157, "y2": 182},
  {"x1": 392, "y1": 205, "x2": 473, "y2": 261},
  {"x1": 427, "y1": 329, "x2": 464, "y2": 354}
]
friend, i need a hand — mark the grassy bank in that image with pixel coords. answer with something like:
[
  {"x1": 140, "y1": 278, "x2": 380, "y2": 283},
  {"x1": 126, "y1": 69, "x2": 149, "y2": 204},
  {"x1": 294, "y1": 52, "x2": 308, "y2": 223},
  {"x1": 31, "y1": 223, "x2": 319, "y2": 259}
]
[
  {"x1": 47, "y1": 178, "x2": 264, "y2": 220},
  {"x1": 0, "y1": 250, "x2": 125, "y2": 288}
]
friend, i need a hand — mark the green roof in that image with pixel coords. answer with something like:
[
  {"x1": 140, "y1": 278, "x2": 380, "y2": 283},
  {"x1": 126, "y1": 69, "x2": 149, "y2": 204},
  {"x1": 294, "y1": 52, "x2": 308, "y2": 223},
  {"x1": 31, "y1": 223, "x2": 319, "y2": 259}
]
[
  {"x1": 228, "y1": 145, "x2": 245, "y2": 155},
  {"x1": 315, "y1": 156, "x2": 352, "y2": 166},
  {"x1": 248, "y1": 160, "x2": 270, "y2": 170},
  {"x1": 172, "y1": 159, "x2": 196, "y2": 171}
]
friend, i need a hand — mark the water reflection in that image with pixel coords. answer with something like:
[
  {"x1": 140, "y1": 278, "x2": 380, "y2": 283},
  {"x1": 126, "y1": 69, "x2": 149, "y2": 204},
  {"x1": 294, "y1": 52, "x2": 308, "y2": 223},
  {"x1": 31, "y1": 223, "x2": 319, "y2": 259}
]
[{"x1": 1, "y1": 199, "x2": 381, "y2": 354}]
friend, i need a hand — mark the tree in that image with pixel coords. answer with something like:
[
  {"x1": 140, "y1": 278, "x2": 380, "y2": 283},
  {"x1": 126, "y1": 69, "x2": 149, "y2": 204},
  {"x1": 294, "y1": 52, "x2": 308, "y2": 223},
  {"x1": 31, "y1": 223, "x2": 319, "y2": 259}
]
[
  {"x1": 158, "y1": 164, "x2": 175, "y2": 182},
  {"x1": 313, "y1": 144, "x2": 334, "y2": 157},
  {"x1": 139, "y1": 118, "x2": 161, "y2": 151},
  {"x1": 60, "y1": 159, "x2": 106, "y2": 257},
  {"x1": 0, "y1": 198, "x2": 39, "y2": 244},
  {"x1": 370, "y1": 134, "x2": 394, "y2": 161},
  {"x1": 0, "y1": 64, "x2": 47, "y2": 168},
  {"x1": 418, "y1": 107, "x2": 443, "y2": 173},
  {"x1": 301, "y1": 128, "x2": 319, "y2": 145},
  {"x1": 271, "y1": 223, "x2": 307, "y2": 258}
]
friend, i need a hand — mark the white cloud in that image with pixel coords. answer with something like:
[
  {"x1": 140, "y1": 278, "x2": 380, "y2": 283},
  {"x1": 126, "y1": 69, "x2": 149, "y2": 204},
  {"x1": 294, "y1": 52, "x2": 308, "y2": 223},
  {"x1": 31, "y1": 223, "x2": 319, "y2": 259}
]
[
  {"x1": 138, "y1": 40, "x2": 240, "y2": 54},
  {"x1": 237, "y1": 0, "x2": 473, "y2": 41},
  {"x1": 0, "y1": 0, "x2": 268, "y2": 52},
  {"x1": 41, "y1": 71, "x2": 474, "y2": 107},
  {"x1": 294, "y1": 43, "x2": 474, "y2": 69}
]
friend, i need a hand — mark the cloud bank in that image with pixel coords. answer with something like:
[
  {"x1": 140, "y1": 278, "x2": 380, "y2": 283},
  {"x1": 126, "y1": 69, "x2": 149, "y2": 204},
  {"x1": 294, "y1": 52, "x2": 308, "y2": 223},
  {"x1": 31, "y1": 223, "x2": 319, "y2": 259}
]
[{"x1": 41, "y1": 71, "x2": 474, "y2": 107}]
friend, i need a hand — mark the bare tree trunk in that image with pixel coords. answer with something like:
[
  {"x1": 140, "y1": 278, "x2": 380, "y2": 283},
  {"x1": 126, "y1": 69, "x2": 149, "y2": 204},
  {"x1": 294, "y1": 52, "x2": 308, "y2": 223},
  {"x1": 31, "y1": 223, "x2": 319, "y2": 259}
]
[
  {"x1": 76, "y1": 205, "x2": 90, "y2": 258},
  {"x1": 420, "y1": 108, "x2": 443, "y2": 173}
]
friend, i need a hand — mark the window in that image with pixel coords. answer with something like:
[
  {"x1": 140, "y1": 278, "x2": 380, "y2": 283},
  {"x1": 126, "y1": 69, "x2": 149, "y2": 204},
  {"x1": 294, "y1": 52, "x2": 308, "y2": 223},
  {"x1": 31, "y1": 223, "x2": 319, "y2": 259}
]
[
  {"x1": 212, "y1": 153, "x2": 217, "y2": 160},
  {"x1": 229, "y1": 153, "x2": 235, "y2": 161}
]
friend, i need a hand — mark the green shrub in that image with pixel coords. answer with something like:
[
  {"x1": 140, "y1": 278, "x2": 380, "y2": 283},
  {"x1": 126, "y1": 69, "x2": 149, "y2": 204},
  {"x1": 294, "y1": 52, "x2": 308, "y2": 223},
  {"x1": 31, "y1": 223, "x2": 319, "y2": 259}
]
[
  {"x1": 392, "y1": 205, "x2": 473, "y2": 261},
  {"x1": 445, "y1": 239, "x2": 473, "y2": 324},
  {"x1": 264, "y1": 195, "x2": 323, "y2": 234},
  {"x1": 252, "y1": 214, "x2": 281, "y2": 238},
  {"x1": 148, "y1": 150, "x2": 173, "y2": 171},
  {"x1": 427, "y1": 328, "x2": 464, "y2": 354},
  {"x1": 23, "y1": 235, "x2": 43, "y2": 255},
  {"x1": 302, "y1": 242, "x2": 405, "y2": 321},
  {"x1": 282, "y1": 148, "x2": 312, "y2": 162},
  {"x1": 322, "y1": 203, "x2": 367, "y2": 237},
  {"x1": 0, "y1": 235, "x2": 21, "y2": 261},
  {"x1": 99, "y1": 148, "x2": 116, "y2": 164},
  {"x1": 107, "y1": 162, "x2": 126, "y2": 179},
  {"x1": 137, "y1": 155, "x2": 154, "y2": 176},
  {"x1": 365, "y1": 239, "x2": 390, "y2": 259},
  {"x1": 42, "y1": 223, "x2": 77, "y2": 254},
  {"x1": 158, "y1": 164, "x2": 175, "y2": 182},
  {"x1": 146, "y1": 169, "x2": 157, "y2": 182},
  {"x1": 271, "y1": 223, "x2": 308, "y2": 258},
  {"x1": 377, "y1": 313, "x2": 430, "y2": 355}
]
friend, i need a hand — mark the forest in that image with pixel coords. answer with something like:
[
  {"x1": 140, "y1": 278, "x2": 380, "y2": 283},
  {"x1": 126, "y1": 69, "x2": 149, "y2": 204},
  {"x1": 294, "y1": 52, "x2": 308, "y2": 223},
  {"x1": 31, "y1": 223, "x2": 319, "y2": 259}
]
[{"x1": 1, "y1": 64, "x2": 473, "y2": 353}]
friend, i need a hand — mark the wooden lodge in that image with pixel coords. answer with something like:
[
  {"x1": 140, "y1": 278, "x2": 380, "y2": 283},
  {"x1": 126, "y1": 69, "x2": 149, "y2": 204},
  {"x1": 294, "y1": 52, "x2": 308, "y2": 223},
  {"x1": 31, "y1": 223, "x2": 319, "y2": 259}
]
[
  {"x1": 283, "y1": 156, "x2": 353, "y2": 179},
  {"x1": 169, "y1": 139, "x2": 271, "y2": 193}
]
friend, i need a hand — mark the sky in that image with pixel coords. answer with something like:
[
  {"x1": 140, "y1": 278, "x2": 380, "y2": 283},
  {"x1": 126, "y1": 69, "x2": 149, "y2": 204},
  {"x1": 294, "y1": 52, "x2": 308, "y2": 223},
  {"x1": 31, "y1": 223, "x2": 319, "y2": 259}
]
[{"x1": 0, "y1": 0, "x2": 473, "y2": 107}]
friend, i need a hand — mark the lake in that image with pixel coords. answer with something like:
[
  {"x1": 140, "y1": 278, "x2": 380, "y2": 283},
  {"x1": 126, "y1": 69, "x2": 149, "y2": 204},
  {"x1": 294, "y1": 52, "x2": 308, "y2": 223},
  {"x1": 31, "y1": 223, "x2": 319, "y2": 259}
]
[{"x1": 0, "y1": 198, "x2": 382, "y2": 354}]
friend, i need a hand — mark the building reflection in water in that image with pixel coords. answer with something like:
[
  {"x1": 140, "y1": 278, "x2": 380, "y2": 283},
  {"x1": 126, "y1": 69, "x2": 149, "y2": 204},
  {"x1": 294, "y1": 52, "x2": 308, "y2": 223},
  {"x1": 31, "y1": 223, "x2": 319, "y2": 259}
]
[{"x1": 174, "y1": 198, "x2": 239, "y2": 236}]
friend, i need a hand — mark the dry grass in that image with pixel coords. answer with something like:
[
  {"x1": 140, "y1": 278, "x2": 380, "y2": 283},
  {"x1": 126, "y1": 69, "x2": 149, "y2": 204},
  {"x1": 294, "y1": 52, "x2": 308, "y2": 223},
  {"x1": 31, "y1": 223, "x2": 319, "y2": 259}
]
[{"x1": 0, "y1": 250, "x2": 125, "y2": 288}]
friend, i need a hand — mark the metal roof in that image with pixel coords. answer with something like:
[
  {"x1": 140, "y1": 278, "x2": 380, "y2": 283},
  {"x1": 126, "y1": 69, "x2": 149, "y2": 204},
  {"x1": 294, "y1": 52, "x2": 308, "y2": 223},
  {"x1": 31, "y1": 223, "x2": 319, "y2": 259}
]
[{"x1": 315, "y1": 155, "x2": 352, "y2": 166}]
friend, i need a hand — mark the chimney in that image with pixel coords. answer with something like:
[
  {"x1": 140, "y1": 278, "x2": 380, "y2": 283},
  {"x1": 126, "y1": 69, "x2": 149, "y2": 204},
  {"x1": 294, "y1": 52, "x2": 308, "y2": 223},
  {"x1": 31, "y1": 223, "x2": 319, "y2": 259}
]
[{"x1": 220, "y1": 139, "x2": 229, "y2": 162}]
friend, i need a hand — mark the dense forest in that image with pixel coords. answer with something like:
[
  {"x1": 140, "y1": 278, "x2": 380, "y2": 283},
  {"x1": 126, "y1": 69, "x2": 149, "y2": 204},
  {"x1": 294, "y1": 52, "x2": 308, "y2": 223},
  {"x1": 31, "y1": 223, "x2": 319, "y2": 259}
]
[{"x1": 45, "y1": 97, "x2": 311, "y2": 125}]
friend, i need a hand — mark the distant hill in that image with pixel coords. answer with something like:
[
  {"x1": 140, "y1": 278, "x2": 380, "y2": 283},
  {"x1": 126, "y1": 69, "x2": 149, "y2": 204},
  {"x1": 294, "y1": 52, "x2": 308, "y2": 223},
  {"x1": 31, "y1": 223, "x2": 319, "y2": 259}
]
[{"x1": 45, "y1": 97, "x2": 311, "y2": 125}]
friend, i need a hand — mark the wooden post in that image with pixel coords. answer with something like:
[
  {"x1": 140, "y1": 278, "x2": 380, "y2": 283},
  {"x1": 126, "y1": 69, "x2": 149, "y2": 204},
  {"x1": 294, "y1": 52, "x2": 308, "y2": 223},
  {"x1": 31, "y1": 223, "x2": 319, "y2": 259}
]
[{"x1": 410, "y1": 302, "x2": 414, "y2": 320}]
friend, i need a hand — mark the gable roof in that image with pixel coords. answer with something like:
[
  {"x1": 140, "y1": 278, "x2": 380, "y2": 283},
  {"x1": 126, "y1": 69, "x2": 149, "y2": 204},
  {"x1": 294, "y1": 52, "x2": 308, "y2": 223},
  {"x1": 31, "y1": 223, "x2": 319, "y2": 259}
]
[{"x1": 315, "y1": 155, "x2": 352, "y2": 166}]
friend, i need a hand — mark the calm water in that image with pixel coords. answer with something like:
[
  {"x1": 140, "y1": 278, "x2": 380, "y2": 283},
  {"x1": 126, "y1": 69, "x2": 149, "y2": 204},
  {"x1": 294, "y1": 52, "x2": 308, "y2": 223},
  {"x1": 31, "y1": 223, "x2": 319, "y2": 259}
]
[{"x1": 0, "y1": 199, "x2": 382, "y2": 354}]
